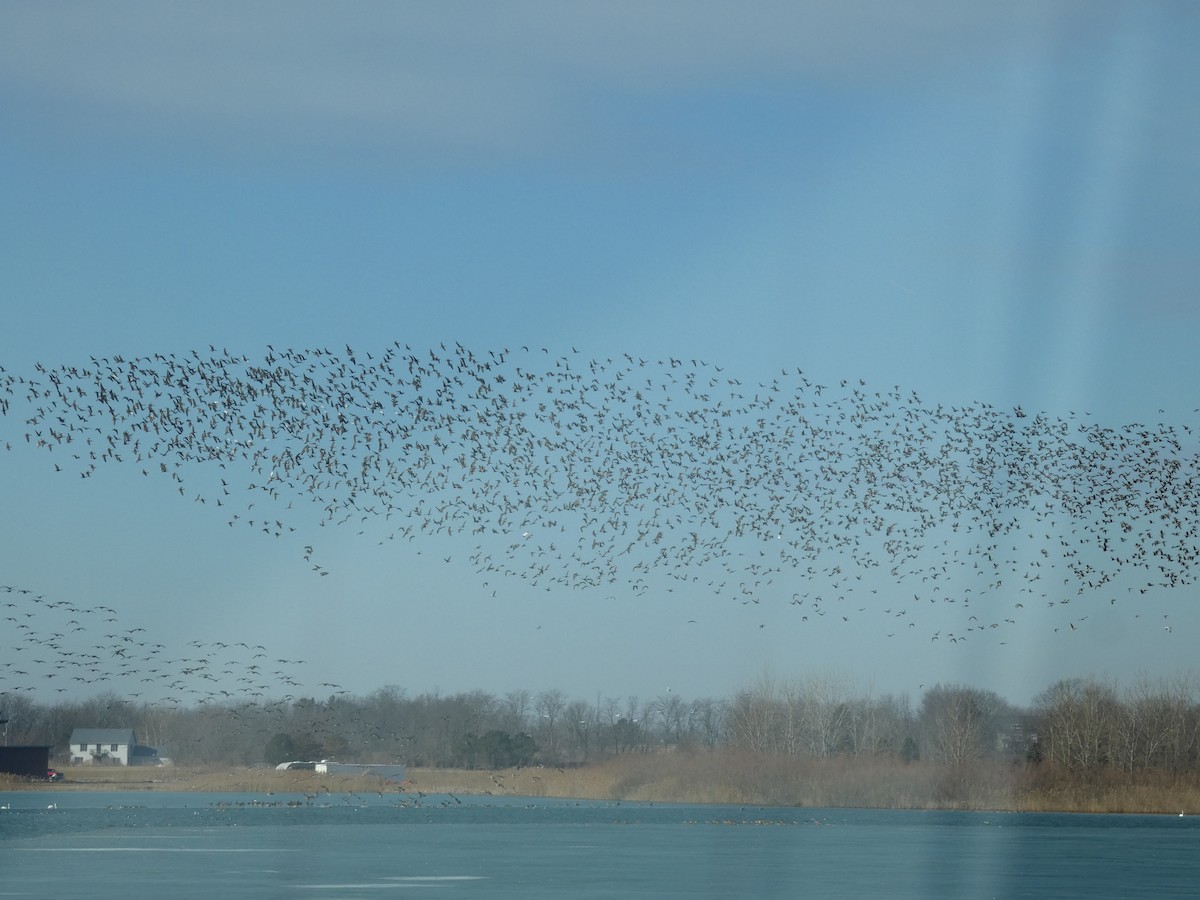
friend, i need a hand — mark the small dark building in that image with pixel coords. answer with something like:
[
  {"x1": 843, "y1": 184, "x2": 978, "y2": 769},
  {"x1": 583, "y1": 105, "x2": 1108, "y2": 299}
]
[{"x1": 0, "y1": 745, "x2": 52, "y2": 779}]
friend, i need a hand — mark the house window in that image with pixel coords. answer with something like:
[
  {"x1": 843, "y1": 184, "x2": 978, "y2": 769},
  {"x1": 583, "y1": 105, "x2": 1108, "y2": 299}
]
[{"x1": 111, "y1": 743, "x2": 119, "y2": 751}]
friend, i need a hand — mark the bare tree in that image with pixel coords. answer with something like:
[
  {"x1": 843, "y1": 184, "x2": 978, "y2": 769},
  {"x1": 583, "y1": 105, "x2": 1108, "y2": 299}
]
[
  {"x1": 1121, "y1": 673, "x2": 1200, "y2": 774},
  {"x1": 795, "y1": 674, "x2": 854, "y2": 758},
  {"x1": 1033, "y1": 677, "x2": 1121, "y2": 771},
  {"x1": 920, "y1": 684, "x2": 1007, "y2": 767},
  {"x1": 850, "y1": 693, "x2": 913, "y2": 757},
  {"x1": 534, "y1": 688, "x2": 567, "y2": 760},
  {"x1": 728, "y1": 685, "x2": 778, "y2": 753},
  {"x1": 690, "y1": 697, "x2": 726, "y2": 748},
  {"x1": 501, "y1": 689, "x2": 532, "y2": 734},
  {"x1": 564, "y1": 700, "x2": 593, "y2": 761}
]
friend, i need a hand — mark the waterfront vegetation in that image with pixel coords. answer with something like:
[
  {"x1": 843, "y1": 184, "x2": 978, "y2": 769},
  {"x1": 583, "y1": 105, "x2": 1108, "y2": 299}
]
[
  {"x1": 4, "y1": 753, "x2": 1200, "y2": 815},
  {"x1": 3, "y1": 672, "x2": 1199, "y2": 814}
]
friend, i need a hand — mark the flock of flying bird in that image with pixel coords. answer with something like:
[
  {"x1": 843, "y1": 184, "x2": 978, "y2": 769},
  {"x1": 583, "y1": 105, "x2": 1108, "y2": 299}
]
[
  {"x1": 2, "y1": 582, "x2": 311, "y2": 707},
  {"x1": 1, "y1": 342, "x2": 1196, "y2": 705}
]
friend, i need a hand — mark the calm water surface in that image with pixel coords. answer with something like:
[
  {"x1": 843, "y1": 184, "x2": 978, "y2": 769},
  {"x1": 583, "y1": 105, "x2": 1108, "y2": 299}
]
[{"x1": 2, "y1": 791, "x2": 1197, "y2": 898}]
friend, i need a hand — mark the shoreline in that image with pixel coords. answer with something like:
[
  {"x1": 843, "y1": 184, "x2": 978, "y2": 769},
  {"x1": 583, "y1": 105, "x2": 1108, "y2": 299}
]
[{"x1": 3, "y1": 757, "x2": 1197, "y2": 816}]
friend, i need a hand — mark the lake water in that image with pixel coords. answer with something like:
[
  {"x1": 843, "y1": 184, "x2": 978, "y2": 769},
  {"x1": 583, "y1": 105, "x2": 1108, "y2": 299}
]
[{"x1": 1, "y1": 791, "x2": 1197, "y2": 898}]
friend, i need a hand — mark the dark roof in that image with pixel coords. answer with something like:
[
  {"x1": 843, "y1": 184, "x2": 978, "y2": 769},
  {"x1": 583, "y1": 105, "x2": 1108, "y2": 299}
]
[{"x1": 69, "y1": 728, "x2": 136, "y2": 745}]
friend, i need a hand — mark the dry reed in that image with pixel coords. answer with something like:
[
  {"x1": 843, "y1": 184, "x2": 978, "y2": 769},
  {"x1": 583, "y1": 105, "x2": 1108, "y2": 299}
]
[{"x1": 5, "y1": 753, "x2": 1200, "y2": 814}]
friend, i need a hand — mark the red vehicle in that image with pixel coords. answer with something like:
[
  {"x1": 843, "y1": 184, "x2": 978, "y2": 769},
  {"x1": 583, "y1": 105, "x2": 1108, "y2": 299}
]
[{"x1": 45, "y1": 768, "x2": 63, "y2": 782}]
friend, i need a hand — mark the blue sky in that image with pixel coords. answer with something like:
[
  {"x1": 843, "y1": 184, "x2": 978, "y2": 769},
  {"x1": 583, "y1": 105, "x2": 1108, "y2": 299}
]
[{"x1": 2, "y1": 2, "x2": 1198, "y2": 710}]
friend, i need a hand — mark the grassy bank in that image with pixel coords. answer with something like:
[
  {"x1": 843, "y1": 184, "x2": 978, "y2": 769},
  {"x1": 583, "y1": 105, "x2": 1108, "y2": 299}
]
[
  {"x1": 0, "y1": 765, "x2": 406, "y2": 795},
  {"x1": 411, "y1": 751, "x2": 1200, "y2": 814},
  {"x1": 4, "y1": 752, "x2": 1198, "y2": 814}
]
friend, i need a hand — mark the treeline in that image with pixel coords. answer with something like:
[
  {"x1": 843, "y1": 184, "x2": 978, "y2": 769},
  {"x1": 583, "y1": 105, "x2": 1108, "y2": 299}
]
[{"x1": 3, "y1": 673, "x2": 1198, "y2": 777}]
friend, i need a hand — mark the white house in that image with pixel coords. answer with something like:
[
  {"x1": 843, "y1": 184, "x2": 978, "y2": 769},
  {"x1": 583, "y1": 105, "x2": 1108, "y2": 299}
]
[{"x1": 69, "y1": 728, "x2": 137, "y2": 766}]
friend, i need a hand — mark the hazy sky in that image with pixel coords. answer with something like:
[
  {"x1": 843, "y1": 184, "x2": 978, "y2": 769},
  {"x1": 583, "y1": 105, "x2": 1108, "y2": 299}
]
[{"x1": 2, "y1": 1, "x2": 1198, "y2": 710}]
